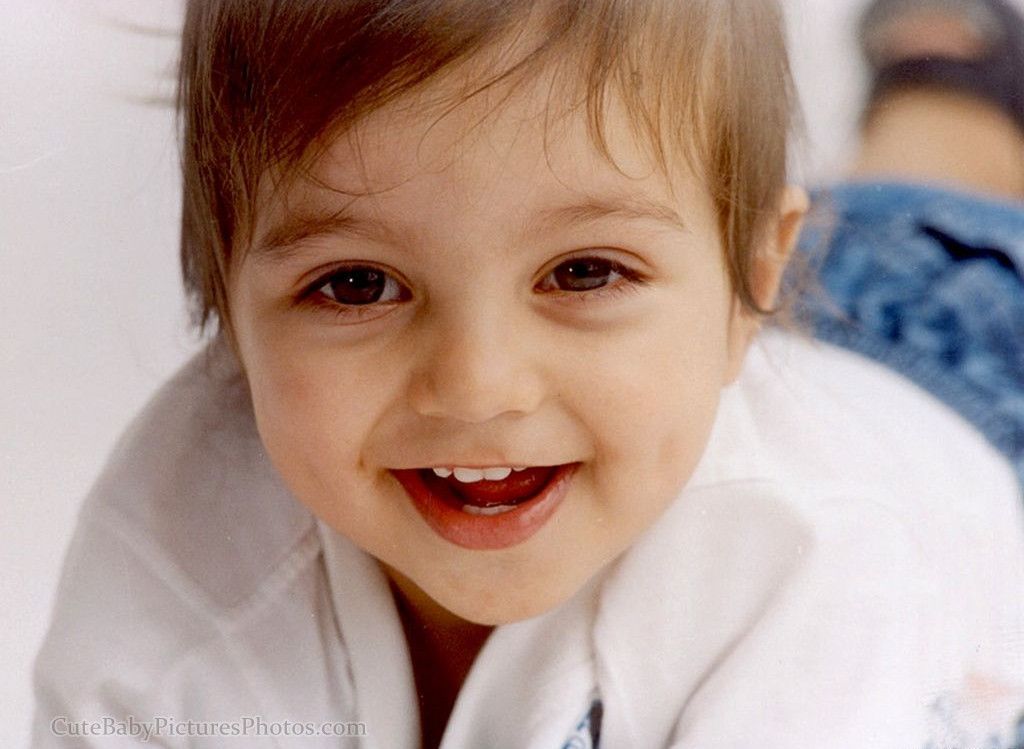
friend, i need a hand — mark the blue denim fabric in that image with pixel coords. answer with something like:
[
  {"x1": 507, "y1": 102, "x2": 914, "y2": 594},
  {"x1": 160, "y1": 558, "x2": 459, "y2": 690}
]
[
  {"x1": 559, "y1": 696, "x2": 602, "y2": 749},
  {"x1": 795, "y1": 181, "x2": 1024, "y2": 486}
]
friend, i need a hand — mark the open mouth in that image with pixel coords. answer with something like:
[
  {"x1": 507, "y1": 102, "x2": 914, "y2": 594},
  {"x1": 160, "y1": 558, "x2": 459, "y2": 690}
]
[
  {"x1": 418, "y1": 465, "x2": 558, "y2": 515},
  {"x1": 390, "y1": 463, "x2": 579, "y2": 550}
]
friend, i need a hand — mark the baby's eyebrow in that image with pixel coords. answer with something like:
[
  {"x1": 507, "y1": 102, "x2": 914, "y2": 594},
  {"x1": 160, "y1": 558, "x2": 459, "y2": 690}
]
[
  {"x1": 248, "y1": 193, "x2": 687, "y2": 267},
  {"x1": 249, "y1": 206, "x2": 388, "y2": 266},
  {"x1": 529, "y1": 195, "x2": 688, "y2": 236}
]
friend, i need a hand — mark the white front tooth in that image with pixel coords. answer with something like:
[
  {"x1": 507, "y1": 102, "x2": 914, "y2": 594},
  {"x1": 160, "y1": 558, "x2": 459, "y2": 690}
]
[
  {"x1": 512, "y1": 466, "x2": 527, "y2": 472},
  {"x1": 432, "y1": 467, "x2": 453, "y2": 478},
  {"x1": 482, "y1": 467, "x2": 512, "y2": 481},
  {"x1": 453, "y1": 467, "x2": 486, "y2": 483}
]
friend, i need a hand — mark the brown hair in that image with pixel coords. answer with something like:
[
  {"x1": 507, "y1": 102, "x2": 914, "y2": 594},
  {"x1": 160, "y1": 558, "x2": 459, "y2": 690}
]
[{"x1": 177, "y1": 0, "x2": 795, "y2": 341}]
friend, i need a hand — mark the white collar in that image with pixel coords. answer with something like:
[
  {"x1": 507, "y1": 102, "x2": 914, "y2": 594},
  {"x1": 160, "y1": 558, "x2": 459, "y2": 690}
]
[{"x1": 317, "y1": 520, "x2": 600, "y2": 749}]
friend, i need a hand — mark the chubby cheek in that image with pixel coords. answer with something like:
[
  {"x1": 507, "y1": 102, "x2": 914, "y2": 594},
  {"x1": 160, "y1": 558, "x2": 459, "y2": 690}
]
[
  {"x1": 571, "y1": 309, "x2": 731, "y2": 538},
  {"x1": 239, "y1": 331, "x2": 395, "y2": 535}
]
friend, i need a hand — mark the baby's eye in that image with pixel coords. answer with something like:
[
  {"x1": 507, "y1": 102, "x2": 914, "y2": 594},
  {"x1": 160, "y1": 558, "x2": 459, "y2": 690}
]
[
  {"x1": 537, "y1": 257, "x2": 632, "y2": 293},
  {"x1": 315, "y1": 265, "x2": 407, "y2": 306}
]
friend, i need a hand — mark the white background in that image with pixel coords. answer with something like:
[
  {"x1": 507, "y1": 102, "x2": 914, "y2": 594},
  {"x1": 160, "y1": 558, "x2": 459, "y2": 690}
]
[{"x1": 3, "y1": 0, "x2": 876, "y2": 743}]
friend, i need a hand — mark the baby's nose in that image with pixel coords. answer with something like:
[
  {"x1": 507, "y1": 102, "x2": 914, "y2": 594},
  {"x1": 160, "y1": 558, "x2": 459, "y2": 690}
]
[{"x1": 407, "y1": 311, "x2": 545, "y2": 423}]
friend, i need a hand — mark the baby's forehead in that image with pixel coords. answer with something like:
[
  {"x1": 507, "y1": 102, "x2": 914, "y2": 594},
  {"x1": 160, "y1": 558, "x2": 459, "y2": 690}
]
[
  {"x1": 251, "y1": 86, "x2": 702, "y2": 258},
  {"x1": 280, "y1": 71, "x2": 707, "y2": 223},
  {"x1": 314, "y1": 75, "x2": 656, "y2": 187}
]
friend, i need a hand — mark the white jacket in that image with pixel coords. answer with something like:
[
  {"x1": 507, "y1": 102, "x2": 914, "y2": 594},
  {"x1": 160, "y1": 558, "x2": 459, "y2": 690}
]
[{"x1": 32, "y1": 331, "x2": 1024, "y2": 748}]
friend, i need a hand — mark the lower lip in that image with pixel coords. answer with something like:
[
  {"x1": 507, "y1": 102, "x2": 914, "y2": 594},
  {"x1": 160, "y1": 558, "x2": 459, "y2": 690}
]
[{"x1": 390, "y1": 464, "x2": 579, "y2": 550}]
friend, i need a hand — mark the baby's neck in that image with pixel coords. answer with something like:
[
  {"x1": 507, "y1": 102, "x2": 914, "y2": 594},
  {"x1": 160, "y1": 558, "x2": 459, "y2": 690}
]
[{"x1": 384, "y1": 568, "x2": 494, "y2": 749}]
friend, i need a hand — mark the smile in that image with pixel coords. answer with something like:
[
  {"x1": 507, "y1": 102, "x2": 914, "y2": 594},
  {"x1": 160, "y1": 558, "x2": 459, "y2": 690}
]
[{"x1": 390, "y1": 463, "x2": 580, "y2": 550}]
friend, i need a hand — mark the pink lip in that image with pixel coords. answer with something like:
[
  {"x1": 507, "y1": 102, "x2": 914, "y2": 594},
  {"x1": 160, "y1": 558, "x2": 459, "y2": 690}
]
[{"x1": 390, "y1": 464, "x2": 579, "y2": 550}]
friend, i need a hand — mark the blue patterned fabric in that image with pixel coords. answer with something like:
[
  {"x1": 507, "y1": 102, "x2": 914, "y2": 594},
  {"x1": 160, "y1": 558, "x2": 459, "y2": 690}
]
[
  {"x1": 560, "y1": 696, "x2": 602, "y2": 749},
  {"x1": 795, "y1": 181, "x2": 1024, "y2": 487}
]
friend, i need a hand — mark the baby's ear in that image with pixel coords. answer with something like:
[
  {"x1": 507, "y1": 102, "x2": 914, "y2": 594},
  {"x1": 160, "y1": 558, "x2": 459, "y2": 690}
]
[
  {"x1": 723, "y1": 185, "x2": 809, "y2": 383},
  {"x1": 756, "y1": 184, "x2": 809, "y2": 310}
]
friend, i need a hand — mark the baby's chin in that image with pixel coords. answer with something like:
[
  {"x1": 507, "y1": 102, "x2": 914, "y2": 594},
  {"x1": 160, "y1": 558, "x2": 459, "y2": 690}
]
[{"x1": 420, "y1": 561, "x2": 605, "y2": 627}]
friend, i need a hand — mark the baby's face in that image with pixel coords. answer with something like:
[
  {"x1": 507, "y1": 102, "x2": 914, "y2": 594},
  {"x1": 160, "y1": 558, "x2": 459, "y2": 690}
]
[{"x1": 228, "y1": 76, "x2": 759, "y2": 625}]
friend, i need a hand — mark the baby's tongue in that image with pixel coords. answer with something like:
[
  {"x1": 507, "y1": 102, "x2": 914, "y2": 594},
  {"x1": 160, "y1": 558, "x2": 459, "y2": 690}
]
[{"x1": 448, "y1": 466, "x2": 556, "y2": 507}]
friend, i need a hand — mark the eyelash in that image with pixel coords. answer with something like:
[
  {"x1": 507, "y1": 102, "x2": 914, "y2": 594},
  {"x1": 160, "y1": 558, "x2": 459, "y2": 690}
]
[{"x1": 299, "y1": 256, "x2": 649, "y2": 324}]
